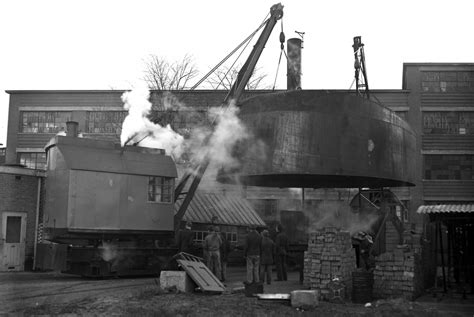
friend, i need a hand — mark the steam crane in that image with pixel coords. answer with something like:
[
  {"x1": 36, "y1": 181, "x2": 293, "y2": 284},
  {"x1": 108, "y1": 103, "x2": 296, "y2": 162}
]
[
  {"x1": 173, "y1": 3, "x2": 284, "y2": 234},
  {"x1": 352, "y1": 36, "x2": 369, "y2": 98}
]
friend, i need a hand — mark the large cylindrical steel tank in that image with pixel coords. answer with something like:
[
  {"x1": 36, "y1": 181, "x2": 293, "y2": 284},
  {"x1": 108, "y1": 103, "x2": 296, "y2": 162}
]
[{"x1": 218, "y1": 90, "x2": 416, "y2": 188}]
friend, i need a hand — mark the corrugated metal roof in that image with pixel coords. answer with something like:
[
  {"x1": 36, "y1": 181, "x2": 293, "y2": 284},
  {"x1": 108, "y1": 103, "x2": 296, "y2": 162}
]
[
  {"x1": 175, "y1": 192, "x2": 266, "y2": 227},
  {"x1": 417, "y1": 204, "x2": 474, "y2": 214}
]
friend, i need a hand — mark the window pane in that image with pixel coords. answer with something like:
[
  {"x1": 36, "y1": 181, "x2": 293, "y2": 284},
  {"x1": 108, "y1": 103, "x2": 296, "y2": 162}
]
[{"x1": 6, "y1": 216, "x2": 21, "y2": 243}]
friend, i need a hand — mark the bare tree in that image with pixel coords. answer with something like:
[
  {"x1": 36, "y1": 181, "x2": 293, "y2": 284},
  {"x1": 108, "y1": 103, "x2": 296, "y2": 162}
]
[
  {"x1": 205, "y1": 65, "x2": 269, "y2": 90},
  {"x1": 143, "y1": 54, "x2": 199, "y2": 90}
]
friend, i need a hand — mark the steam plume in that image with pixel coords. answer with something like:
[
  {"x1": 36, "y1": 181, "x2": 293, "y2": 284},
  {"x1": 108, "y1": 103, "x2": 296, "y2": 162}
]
[
  {"x1": 120, "y1": 88, "x2": 250, "y2": 175},
  {"x1": 120, "y1": 86, "x2": 185, "y2": 158}
]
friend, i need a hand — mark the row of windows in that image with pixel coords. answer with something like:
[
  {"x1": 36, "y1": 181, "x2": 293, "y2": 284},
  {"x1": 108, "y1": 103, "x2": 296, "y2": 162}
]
[
  {"x1": 422, "y1": 71, "x2": 474, "y2": 93},
  {"x1": 193, "y1": 231, "x2": 238, "y2": 243},
  {"x1": 22, "y1": 110, "x2": 474, "y2": 138},
  {"x1": 86, "y1": 111, "x2": 127, "y2": 134},
  {"x1": 18, "y1": 152, "x2": 47, "y2": 170},
  {"x1": 423, "y1": 112, "x2": 474, "y2": 135},
  {"x1": 20, "y1": 112, "x2": 72, "y2": 133},
  {"x1": 19, "y1": 111, "x2": 210, "y2": 135},
  {"x1": 424, "y1": 155, "x2": 473, "y2": 180}
]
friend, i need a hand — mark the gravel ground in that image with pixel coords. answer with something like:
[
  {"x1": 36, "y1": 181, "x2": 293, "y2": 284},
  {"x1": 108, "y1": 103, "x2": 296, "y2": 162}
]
[{"x1": 1, "y1": 267, "x2": 473, "y2": 316}]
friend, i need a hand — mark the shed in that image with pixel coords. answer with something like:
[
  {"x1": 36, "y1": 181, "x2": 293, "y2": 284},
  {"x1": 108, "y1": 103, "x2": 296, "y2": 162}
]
[{"x1": 175, "y1": 192, "x2": 266, "y2": 246}]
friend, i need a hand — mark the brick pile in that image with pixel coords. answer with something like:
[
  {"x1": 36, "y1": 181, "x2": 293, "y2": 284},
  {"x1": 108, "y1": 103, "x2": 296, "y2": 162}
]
[
  {"x1": 303, "y1": 227, "x2": 356, "y2": 300},
  {"x1": 373, "y1": 245, "x2": 423, "y2": 300}
]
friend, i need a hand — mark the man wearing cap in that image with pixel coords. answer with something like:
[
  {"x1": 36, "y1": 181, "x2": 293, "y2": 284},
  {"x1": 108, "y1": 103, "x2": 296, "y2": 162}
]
[{"x1": 203, "y1": 226, "x2": 222, "y2": 280}]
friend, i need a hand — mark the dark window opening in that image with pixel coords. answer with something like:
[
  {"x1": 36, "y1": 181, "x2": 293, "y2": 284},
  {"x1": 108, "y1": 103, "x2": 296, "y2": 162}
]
[{"x1": 148, "y1": 176, "x2": 174, "y2": 203}]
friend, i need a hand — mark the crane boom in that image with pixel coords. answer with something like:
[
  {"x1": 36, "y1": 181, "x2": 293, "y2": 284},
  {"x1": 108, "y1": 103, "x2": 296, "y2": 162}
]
[{"x1": 173, "y1": 3, "x2": 284, "y2": 233}]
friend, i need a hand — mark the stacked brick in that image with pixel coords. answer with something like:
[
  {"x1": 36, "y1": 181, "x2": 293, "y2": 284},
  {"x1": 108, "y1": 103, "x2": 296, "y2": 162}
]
[
  {"x1": 303, "y1": 227, "x2": 356, "y2": 300},
  {"x1": 373, "y1": 246, "x2": 423, "y2": 300}
]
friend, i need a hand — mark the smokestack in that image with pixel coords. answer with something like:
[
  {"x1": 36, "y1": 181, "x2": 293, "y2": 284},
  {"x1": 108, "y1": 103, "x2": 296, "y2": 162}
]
[
  {"x1": 287, "y1": 38, "x2": 302, "y2": 90},
  {"x1": 66, "y1": 121, "x2": 79, "y2": 137}
]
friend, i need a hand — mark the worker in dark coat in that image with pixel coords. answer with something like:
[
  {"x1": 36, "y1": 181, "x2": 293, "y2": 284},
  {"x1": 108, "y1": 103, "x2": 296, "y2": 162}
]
[
  {"x1": 216, "y1": 226, "x2": 231, "y2": 282},
  {"x1": 275, "y1": 224, "x2": 289, "y2": 281},
  {"x1": 259, "y1": 229, "x2": 275, "y2": 284},
  {"x1": 244, "y1": 225, "x2": 262, "y2": 284},
  {"x1": 176, "y1": 221, "x2": 194, "y2": 254}
]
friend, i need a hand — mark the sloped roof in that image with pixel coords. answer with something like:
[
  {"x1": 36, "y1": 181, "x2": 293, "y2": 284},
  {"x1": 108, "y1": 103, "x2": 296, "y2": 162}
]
[
  {"x1": 176, "y1": 192, "x2": 266, "y2": 227},
  {"x1": 417, "y1": 204, "x2": 474, "y2": 214},
  {"x1": 46, "y1": 136, "x2": 177, "y2": 178}
]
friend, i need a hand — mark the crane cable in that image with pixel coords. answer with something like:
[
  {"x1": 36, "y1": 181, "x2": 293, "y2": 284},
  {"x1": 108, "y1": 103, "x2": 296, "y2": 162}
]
[
  {"x1": 190, "y1": 12, "x2": 271, "y2": 90},
  {"x1": 272, "y1": 19, "x2": 285, "y2": 90}
]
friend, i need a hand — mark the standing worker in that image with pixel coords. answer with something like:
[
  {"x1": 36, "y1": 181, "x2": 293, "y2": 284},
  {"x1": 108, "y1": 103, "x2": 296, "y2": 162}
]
[
  {"x1": 216, "y1": 226, "x2": 230, "y2": 282},
  {"x1": 176, "y1": 221, "x2": 194, "y2": 254},
  {"x1": 203, "y1": 226, "x2": 222, "y2": 280},
  {"x1": 260, "y1": 229, "x2": 275, "y2": 284},
  {"x1": 244, "y1": 225, "x2": 262, "y2": 284},
  {"x1": 275, "y1": 224, "x2": 289, "y2": 281}
]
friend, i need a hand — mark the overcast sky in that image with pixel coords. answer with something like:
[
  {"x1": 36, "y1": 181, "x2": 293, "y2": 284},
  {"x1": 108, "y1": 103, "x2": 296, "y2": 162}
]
[{"x1": 1, "y1": 0, "x2": 473, "y2": 146}]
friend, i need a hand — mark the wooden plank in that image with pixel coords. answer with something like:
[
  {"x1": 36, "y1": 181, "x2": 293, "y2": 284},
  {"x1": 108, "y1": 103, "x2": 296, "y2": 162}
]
[{"x1": 176, "y1": 259, "x2": 225, "y2": 293}]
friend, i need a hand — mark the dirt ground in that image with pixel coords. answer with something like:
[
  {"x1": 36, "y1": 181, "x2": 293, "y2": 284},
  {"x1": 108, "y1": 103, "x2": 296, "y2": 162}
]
[{"x1": 1, "y1": 267, "x2": 473, "y2": 316}]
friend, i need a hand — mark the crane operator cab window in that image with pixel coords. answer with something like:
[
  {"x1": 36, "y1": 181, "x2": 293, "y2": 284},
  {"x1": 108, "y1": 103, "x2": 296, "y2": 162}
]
[{"x1": 148, "y1": 176, "x2": 174, "y2": 203}]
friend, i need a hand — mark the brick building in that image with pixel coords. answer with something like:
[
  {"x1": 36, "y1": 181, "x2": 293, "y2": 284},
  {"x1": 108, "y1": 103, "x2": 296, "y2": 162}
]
[{"x1": 0, "y1": 166, "x2": 45, "y2": 271}]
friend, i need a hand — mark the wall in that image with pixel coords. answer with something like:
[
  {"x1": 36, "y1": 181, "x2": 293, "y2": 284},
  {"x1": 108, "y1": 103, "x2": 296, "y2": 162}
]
[{"x1": 0, "y1": 167, "x2": 42, "y2": 271}]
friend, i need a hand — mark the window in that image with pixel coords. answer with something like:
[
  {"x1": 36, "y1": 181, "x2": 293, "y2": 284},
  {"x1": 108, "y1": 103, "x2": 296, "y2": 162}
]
[
  {"x1": 18, "y1": 152, "x2": 47, "y2": 170},
  {"x1": 225, "y1": 232, "x2": 238, "y2": 243},
  {"x1": 20, "y1": 111, "x2": 72, "y2": 133},
  {"x1": 421, "y1": 71, "x2": 474, "y2": 93},
  {"x1": 423, "y1": 112, "x2": 474, "y2": 135},
  {"x1": 147, "y1": 176, "x2": 174, "y2": 203},
  {"x1": 424, "y1": 155, "x2": 473, "y2": 180},
  {"x1": 194, "y1": 231, "x2": 207, "y2": 242},
  {"x1": 395, "y1": 201, "x2": 410, "y2": 223},
  {"x1": 86, "y1": 111, "x2": 127, "y2": 134}
]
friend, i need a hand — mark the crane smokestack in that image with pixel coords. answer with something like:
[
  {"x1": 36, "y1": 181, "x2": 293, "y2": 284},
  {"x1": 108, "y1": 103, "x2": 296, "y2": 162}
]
[{"x1": 287, "y1": 38, "x2": 302, "y2": 90}]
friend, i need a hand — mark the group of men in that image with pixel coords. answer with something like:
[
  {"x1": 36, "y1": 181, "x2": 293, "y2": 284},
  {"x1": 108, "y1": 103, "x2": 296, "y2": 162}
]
[
  {"x1": 244, "y1": 224, "x2": 289, "y2": 285},
  {"x1": 176, "y1": 221, "x2": 289, "y2": 285}
]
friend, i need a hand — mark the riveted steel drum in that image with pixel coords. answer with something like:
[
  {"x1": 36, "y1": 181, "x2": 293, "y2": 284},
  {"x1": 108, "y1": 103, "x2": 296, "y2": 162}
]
[{"x1": 218, "y1": 90, "x2": 416, "y2": 188}]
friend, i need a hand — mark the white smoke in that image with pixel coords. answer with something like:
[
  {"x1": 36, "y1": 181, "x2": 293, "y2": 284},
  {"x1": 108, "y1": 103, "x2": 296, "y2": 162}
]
[
  {"x1": 308, "y1": 200, "x2": 380, "y2": 236},
  {"x1": 195, "y1": 101, "x2": 248, "y2": 169},
  {"x1": 120, "y1": 86, "x2": 185, "y2": 159},
  {"x1": 120, "y1": 88, "x2": 250, "y2": 173}
]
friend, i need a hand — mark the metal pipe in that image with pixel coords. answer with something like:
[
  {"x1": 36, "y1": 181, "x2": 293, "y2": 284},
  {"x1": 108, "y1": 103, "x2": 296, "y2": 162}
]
[
  {"x1": 33, "y1": 177, "x2": 41, "y2": 270},
  {"x1": 438, "y1": 220, "x2": 447, "y2": 293}
]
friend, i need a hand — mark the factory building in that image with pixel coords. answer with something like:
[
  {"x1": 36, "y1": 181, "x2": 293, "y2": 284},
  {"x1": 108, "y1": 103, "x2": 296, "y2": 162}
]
[{"x1": 2, "y1": 63, "x2": 473, "y2": 279}]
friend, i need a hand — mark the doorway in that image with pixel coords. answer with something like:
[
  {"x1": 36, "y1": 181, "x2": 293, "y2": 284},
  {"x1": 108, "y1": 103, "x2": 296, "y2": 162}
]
[{"x1": 1, "y1": 212, "x2": 27, "y2": 271}]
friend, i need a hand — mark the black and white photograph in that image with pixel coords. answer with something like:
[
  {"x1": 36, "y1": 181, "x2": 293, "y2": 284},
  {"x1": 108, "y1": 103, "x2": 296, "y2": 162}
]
[{"x1": 0, "y1": 0, "x2": 473, "y2": 315}]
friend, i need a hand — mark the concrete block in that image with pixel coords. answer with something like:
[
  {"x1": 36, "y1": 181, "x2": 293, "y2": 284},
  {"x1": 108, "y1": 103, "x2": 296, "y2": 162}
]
[
  {"x1": 291, "y1": 290, "x2": 319, "y2": 308},
  {"x1": 160, "y1": 271, "x2": 195, "y2": 293}
]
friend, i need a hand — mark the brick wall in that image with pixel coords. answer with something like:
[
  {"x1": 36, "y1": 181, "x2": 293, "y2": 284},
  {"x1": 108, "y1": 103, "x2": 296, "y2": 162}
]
[
  {"x1": 373, "y1": 245, "x2": 424, "y2": 300},
  {"x1": 0, "y1": 172, "x2": 40, "y2": 270},
  {"x1": 303, "y1": 227, "x2": 356, "y2": 300}
]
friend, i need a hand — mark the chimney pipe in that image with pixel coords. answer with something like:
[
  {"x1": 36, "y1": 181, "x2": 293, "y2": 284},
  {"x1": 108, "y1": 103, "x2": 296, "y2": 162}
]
[
  {"x1": 66, "y1": 121, "x2": 79, "y2": 137},
  {"x1": 287, "y1": 38, "x2": 302, "y2": 90}
]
